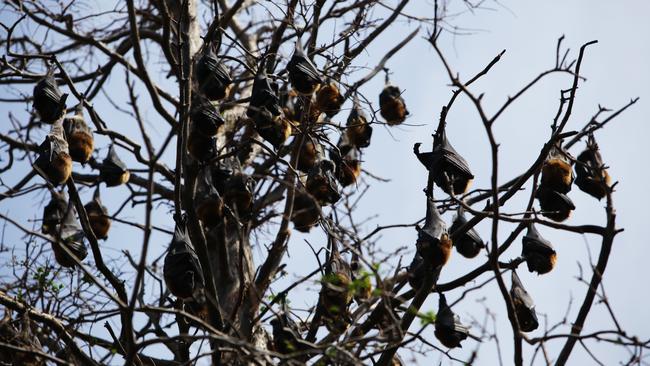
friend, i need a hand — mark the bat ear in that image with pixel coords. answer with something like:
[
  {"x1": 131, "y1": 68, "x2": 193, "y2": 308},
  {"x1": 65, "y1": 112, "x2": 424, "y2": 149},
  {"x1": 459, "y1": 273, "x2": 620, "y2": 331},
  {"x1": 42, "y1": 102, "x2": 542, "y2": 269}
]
[
  {"x1": 57, "y1": 93, "x2": 69, "y2": 117},
  {"x1": 74, "y1": 103, "x2": 84, "y2": 115}
]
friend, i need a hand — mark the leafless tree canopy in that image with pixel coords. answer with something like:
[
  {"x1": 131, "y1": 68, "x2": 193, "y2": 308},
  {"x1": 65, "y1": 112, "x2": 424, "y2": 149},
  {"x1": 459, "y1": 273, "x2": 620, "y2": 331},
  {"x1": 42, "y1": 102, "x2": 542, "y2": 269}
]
[{"x1": 0, "y1": 0, "x2": 643, "y2": 365}]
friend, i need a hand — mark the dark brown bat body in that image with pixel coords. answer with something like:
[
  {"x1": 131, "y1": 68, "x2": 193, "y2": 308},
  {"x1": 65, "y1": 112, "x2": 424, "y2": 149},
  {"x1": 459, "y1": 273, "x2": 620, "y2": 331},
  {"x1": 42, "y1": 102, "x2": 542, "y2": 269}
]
[
  {"x1": 575, "y1": 138, "x2": 611, "y2": 200},
  {"x1": 316, "y1": 82, "x2": 344, "y2": 117},
  {"x1": 434, "y1": 327, "x2": 466, "y2": 349},
  {"x1": 185, "y1": 300, "x2": 209, "y2": 322},
  {"x1": 86, "y1": 210, "x2": 111, "y2": 240},
  {"x1": 321, "y1": 272, "x2": 352, "y2": 302},
  {"x1": 164, "y1": 218, "x2": 205, "y2": 301},
  {"x1": 414, "y1": 131, "x2": 474, "y2": 195},
  {"x1": 346, "y1": 102, "x2": 373, "y2": 148},
  {"x1": 287, "y1": 41, "x2": 322, "y2": 95},
  {"x1": 33, "y1": 122, "x2": 73, "y2": 186},
  {"x1": 84, "y1": 187, "x2": 110, "y2": 240},
  {"x1": 295, "y1": 140, "x2": 320, "y2": 173},
  {"x1": 435, "y1": 294, "x2": 471, "y2": 348},
  {"x1": 280, "y1": 87, "x2": 298, "y2": 120},
  {"x1": 52, "y1": 209, "x2": 88, "y2": 268},
  {"x1": 291, "y1": 191, "x2": 321, "y2": 232},
  {"x1": 196, "y1": 198, "x2": 224, "y2": 227},
  {"x1": 419, "y1": 233, "x2": 453, "y2": 269},
  {"x1": 210, "y1": 155, "x2": 239, "y2": 194},
  {"x1": 379, "y1": 85, "x2": 409, "y2": 125},
  {"x1": 52, "y1": 241, "x2": 85, "y2": 268},
  {"x1": 187, "y1": 130, "x2": 217, "y2": 163},
  {"x1": 336, "y1": 158, "x2": 361, "y2": 187},
  {"x1": 103, "y1": 170, "x2": 130, "y2": 187},
  {"x1": 541, "y1": 158, "x2": 573, "y2": 193},
  {"x1": 270, "y1": 318, "x2": 300, "y2": 354},
  {"x1": 320, "y1": 251, "x2": 353, "y2": 333},
  {"x1": 331, "y1": 143, "x2": 362, "y2": 187},
  {"x1": 417, "y1": 197, "x2": 453, "y2": 268},
  {"x1": 270, "y1": 310, "x2": 314, "y2": 356},
  {"x1": 510, "y1": 271, "x2": 539, "y2": 332},
  {"x1": 295, "y1": 96, "x2": 322, "y2": 125},
  {"x1": 84, "y1": 202, "x2": 110, "y2": 240},
  {"x1": 535, "y1": 187, "x2": 575, "y2": 222},
  {"x1": 42, "y1": 191, "x2": 68, "y2": 236},
  {"x1": 255, "y1": 116, "x2": 292, "y2": 148},
  {"x1": 195, "y1": 166, "x2": 225, "y2": 227},
  {"x1": 67, "y1": 130, "x2": 93, "y2": 163},
  {"x1": 306, "y1": 160, "x2": 341, "y2": 205},
  {"x1": 291, "y1": 77, "x2": 321, "y2": 96},
  {"x1": 522, "y1": 224, "x2": 557, "y2": 275},
  {"x1": 576, "y1": 167, "x2": 610, "y2": 200},
  {"x1": 52, "y1": 153, "x2": 73, "y2": 184},
  {"x1": 247, "y1": 70, "x2": 281, "y2": 126},
  {"x1": 33, "y1": 71, "x2": 67, "y2": 123},
  {"x1": 408, "y1": 253, "x2": 426, "y2": 290},
  {"x1": 195, "y1": 49, "x2": 232, "y2": 101},
  {"x1": 191, "y1": 100, "x2": 224, "y2": 137},
  {"x1": 38, "y1": 152, "x2": 72, "y2": 186},
  {"x1": 223, "y1": 173, "x2": 253, "y2": 216},
  {"x1": 409, "y1": 197, "x2": 450, "y2": 290},
  {"x1": 63, "y1": 113, "x2": 94, "y2": 163},
  {"x1": 449, "y1": 209, "x2": 484, "y2": 258},
  {"x1": 540, "y1": 147, "x2": 574, "y2": 194},
  {"x1": 100, "y1": 146, "x2": 130, "y2": 187}
]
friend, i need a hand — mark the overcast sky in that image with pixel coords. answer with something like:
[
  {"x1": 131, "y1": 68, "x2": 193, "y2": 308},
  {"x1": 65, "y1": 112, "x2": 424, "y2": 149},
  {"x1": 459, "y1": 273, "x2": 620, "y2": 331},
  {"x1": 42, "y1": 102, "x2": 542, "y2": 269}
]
[{"x1": 1, "y1": 1, "x2": 649, "y2": 365}]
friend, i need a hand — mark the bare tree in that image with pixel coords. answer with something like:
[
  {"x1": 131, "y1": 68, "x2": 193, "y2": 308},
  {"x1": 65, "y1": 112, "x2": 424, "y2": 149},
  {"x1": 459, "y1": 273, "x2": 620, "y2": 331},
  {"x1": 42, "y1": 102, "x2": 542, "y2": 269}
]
[{"x1": 0, "y1": 0, "x2": 644, "y2": 365}]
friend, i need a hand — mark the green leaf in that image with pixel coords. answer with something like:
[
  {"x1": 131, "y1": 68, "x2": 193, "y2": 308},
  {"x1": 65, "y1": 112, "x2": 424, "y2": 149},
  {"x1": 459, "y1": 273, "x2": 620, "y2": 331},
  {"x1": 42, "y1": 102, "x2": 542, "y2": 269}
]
[{"x1": 418, "y1": 310, "x2": 437, "y2": 326}]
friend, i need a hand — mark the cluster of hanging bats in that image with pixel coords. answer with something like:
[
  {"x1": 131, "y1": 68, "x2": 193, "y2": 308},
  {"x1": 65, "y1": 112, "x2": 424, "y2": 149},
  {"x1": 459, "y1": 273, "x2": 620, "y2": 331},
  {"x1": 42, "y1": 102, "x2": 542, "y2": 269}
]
[
  {"x1": 31, "y1": 69, "x2": 127, "y2": 268},
  {"x1": 29, "y1": 39, "x2": 611, "y2": 359}
]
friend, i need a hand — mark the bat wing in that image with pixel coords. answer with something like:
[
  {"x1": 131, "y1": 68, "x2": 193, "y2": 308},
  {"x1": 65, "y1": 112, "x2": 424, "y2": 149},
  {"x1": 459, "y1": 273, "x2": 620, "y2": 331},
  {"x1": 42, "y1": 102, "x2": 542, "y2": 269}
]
[
  {"x1": 292, "y1": 58, "x2": 322, "y2": 83},
  {"x1": 439, "y1": 147, "x2": 473, "y2": 178}
]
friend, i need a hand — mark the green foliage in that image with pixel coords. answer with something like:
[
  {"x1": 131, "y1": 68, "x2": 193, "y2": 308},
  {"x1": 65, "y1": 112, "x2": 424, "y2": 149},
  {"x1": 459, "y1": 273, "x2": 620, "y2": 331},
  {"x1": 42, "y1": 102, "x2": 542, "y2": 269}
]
[
  {"x1": 321, "y1": 273, "x2": 342, "y2": 285},
  {"x1": 32, "y1": 266, "x2": 64, "y2": 293},
  {"x1": 325, "y1": 346, "x2": 338, "y2": 358},
  {"x1": 328, "y1": 304, "x2": 340, "y2": 314},
  {"x1": 418, "y1": 310, "x2": 437, "y2": 326},
  {"x1": 349, "y1": 270, "x2": 372, "y2": 295},
  {"x1": 283, "y1": 339, "x2": 296, "y2": 352},
  {"x1": 267, "y1": 293, "x2": 290, "y2": 305}
]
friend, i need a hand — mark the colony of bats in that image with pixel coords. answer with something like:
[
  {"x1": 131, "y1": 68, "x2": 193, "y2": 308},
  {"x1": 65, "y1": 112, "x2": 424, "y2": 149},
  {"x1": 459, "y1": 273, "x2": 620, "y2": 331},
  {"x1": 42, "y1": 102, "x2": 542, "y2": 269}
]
[{"x1": 29, "y1": 35, "x2": 612, "y2": 356}]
